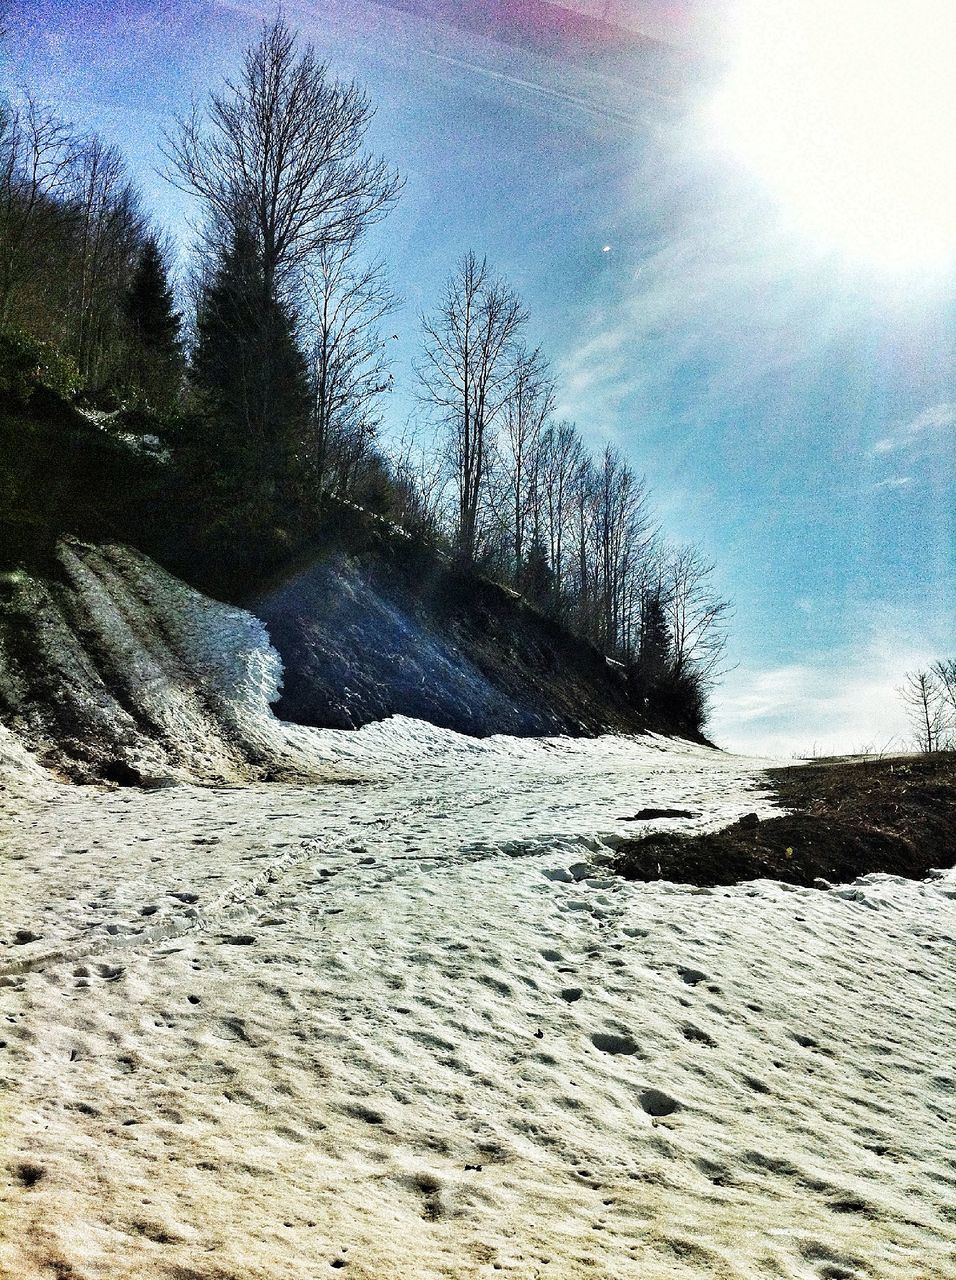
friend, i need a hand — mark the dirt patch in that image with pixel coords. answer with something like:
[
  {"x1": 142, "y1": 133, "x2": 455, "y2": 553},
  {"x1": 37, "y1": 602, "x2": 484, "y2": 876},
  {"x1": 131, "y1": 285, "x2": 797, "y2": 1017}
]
[{"x1": 614, "y1": 752, "x2": 956, "y2": 888}]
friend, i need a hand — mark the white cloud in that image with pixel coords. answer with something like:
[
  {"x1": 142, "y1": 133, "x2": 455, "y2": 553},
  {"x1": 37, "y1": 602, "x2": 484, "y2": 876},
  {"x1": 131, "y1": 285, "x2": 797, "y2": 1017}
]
[
  {"x1": 872, "y1": 402, "x2": 956, "y2": 455},
  {"x1": 871, "y1": 475, "x2": 913, "y2": 491},
  {"x1": 709, "y1": 625, "x2": 949, "y2": 759}
]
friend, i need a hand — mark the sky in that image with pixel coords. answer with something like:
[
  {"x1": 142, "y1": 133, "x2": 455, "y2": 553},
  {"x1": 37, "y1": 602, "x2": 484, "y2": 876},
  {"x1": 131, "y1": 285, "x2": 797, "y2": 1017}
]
[{"x1": 8, "y1": 0, "x2": 955, "y2": 756}]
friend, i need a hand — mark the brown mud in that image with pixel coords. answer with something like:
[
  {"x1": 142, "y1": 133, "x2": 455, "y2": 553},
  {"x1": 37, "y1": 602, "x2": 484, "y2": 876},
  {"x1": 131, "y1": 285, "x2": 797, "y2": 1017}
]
[{"x1": 615, "y1": 752, "x2": 956, "y2": 888}]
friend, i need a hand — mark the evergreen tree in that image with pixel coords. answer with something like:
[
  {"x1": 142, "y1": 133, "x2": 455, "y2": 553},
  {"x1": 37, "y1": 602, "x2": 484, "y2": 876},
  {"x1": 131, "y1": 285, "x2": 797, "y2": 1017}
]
[
  {"x1": 634, "y1": 588, "x2": 673, "y2": 709},
  {"x1": 124, "y1": 235, "x2": 183, "y2": 409},
  {"x1": 126, "y1": 237, "x2": 180, "y2": 352},
  {"x1": 184, "y1": 224, "x2": 310, "y2": 552},
  {"x1": 519, "y1": 537, "x2": 555, "y2": 613}
]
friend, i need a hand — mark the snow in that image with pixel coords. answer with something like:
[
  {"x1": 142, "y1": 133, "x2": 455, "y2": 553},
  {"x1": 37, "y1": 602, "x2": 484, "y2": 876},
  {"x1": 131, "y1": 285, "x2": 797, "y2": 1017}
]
[
  {"x1": 0, "y1": 722, "x2": 49, "y2": 802},
  {"x1": 78, "y1": 407, "x2": 169, "y2": 461},
  {"x1": 0, "y1": 542, "x2": 359, "y2": 784},
  {"x1": 1, "y1": 723, "x2": 954, "y2": 1279}
]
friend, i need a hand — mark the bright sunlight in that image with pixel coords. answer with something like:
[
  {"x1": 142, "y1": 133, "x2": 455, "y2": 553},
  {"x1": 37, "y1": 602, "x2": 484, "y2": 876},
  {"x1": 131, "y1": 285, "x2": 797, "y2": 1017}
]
[{"x1": 710, "y1": 1, "x2": 956, "y2": 270}]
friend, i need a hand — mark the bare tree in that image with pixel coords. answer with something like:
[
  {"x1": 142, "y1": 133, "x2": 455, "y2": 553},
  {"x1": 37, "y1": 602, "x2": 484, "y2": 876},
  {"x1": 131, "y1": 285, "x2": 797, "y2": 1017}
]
[
  {"x1": 163, "y1": 15, "x2": 400, "y2": 305},
  {"x1": 930, "y1": 659, "x2": 956, "y2": 733},
  {"x1": 539, "y1": 418, "x2": 583, "y2": 611},
  {"x1": 67, "y1": 134, "x2": 144, "y2": 384},
  {"x1": 387, "y1": 420, "x2": 448, "y2": 536},
  {"x1": 661, "y1": 543, "x2": 732, "y2": 688},
  {"x1": 0, "y1": 95, "x2": 77, "y2": 324},
  {"x1": 591, "y1": 446, "x2": 654, "y2": 654},
  {"x1": 494, "y1": 343, "x2": 554, "y2": 577},
  {"x1": 568, "y1": 452, "x2": 599, "y2": 640},
  {"x1": 418, "y1": 252, "x2": 527, "y2": 560},
  {"x1": 900, "y1": 669, "x2": 946, "y2": 753},
  {"x1": 303, "y1": 233, "x2": 397, "y2": 498}
]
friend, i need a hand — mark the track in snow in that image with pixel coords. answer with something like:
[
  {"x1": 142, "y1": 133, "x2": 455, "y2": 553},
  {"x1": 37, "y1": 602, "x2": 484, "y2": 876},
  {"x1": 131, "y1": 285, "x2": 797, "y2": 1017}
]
[{"x1": 1, "y1": 726, "x2": 954, "y2": 1280}]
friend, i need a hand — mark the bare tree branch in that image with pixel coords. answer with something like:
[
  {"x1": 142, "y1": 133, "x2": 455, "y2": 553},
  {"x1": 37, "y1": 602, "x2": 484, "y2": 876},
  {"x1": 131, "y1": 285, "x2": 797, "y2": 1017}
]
[{"x1": 162, "y1": 15, "x2": 401, "y2": 305}]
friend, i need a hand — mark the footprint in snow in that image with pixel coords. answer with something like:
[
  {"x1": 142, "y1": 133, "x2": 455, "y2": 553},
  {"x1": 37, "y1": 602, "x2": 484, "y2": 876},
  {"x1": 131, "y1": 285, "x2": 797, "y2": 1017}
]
[
  {"x1": 590, "y1": 1032, "x2": 640, "y2": 1056},
  {"x1": 677, "y1": 966, "x2": 707, "y2": 986},
  {"x1": 73, "y1": 963, "x2": 124, "y2": 983},
  {"x1": 681, "y1": 1023, "x2": 716, "y2": 1047},
  {"x1": 639, "y1": 1089, "x2": 681, "y2": 1117}
]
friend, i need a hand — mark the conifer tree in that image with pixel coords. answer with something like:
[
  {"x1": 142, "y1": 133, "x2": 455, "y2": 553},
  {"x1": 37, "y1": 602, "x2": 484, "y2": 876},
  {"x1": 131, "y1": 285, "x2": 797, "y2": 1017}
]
[
  {"x1": 519, "y1": 537, "x2": 555, "y2": 612},
  {"x1": 635, "y1": 588, "x2": 673, "y2": 709},
  {"x1": 185, "y1": 224, "x2": 310, "y2": 549},
  {"x1": 124, "y1": 235, "x2": 182, "y2": 409}
]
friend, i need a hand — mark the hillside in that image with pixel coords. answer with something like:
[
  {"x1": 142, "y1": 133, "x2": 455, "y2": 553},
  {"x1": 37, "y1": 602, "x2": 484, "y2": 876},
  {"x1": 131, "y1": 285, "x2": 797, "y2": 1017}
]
[
  {"x1": 256, "y1": 538, "x2": 648, "y2": 738},
  {"x1": 0, "y1": 525, "x2": 659, "y2": 787},
  {"x1": 0, "y1": 541, "x2": 355, "y2": 786},
  {"x1": 0, "y1": 380, "x2": 682, "y2": 785}
]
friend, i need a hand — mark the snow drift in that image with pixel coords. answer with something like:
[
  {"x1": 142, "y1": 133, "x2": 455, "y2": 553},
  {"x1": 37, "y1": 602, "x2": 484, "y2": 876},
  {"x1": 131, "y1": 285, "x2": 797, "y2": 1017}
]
[
  {"x1": 0, "y1": 532, "x2": 663, "y2": 788},
  {"x1": 0, "y1": 540, "x2": 348, "y2": 785}
]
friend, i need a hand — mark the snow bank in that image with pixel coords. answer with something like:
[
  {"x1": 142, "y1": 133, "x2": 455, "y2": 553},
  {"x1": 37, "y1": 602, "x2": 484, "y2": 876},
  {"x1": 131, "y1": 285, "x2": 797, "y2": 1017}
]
[
  {"x1": 0, "y1": 541, "x2": 353, "y2": 785},
  {"x1": 0, "y1": 720, "x2": 50, "y2": 803}
]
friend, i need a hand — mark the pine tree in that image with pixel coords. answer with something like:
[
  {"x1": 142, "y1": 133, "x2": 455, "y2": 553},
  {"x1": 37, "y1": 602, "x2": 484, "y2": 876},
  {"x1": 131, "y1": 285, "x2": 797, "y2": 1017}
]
[
  {"x1": 635, "y1": 589, "x2": 673, "y2": 708},
  {"x1": 185, "y1": 225, "x2": 310, "y2": 552},
  {"x1": 519, "y1": 537, "x2": 555, "y2": 612},
  {"x1": 124, "y1": 235, "x2": 182, "y2": 409}
]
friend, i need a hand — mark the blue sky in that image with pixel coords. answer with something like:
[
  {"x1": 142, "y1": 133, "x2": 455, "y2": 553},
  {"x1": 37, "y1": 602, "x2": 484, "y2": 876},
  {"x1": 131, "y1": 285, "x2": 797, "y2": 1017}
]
[{"x1": 10, "y1": 0, "x2": 955, "y2": 755}]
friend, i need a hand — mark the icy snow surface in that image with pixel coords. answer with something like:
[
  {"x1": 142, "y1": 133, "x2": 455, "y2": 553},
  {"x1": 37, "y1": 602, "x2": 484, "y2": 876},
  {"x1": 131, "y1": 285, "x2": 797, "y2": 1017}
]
[
  {"x1": 1, "y1": 721, "x2": 955, "y2": 1279},
  {"x1": 0, "y1": 543, "x2": 356, "y2": 784}
]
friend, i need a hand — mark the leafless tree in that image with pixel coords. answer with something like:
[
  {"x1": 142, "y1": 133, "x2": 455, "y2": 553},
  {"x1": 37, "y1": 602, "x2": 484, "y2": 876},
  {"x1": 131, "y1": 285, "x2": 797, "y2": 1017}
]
[
  {"x1": 568, "y1": 451, "x2": 599, "y2": 639},
  {"x1": 494, "y1": 343, "x2": 554, "y2": 576},
  {"x1": 930, "y1": 659, "x2": 956, "y2": 732},
  {"x1": 303, "y1": 233, "x2": 397, "y2": 498},
  {"x1": 418, "y1": 251, "x2": 527, "y2": 559},
  {"x1": 539, "y1": 418, "x2": 583, "y2": 610},
  {"x1": 0, "y1": 94, "x2": 77, "y2": 324},
  {"x1": 900, "y1": 669, "x2": 947, "y2": 753},
  {"x1": 661, "y1": 543, "x2": 732, "y2": 688},
  {"x1": 592, "y1": 446, "x2": 654, "y2": 653},
  {"x1": 163, "y1": 15, "x2": 400, "y2": 305},
  {"x1": 387, "y1": 420, "x2": 448, "y2": 536},
  {"x1": 66, "y1": 134, "x2": 144, "y2": 384}
]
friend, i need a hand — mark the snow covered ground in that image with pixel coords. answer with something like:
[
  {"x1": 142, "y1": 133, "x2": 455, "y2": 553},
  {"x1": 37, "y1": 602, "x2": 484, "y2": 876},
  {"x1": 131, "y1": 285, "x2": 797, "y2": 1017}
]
[{"x1": 1, "y1": 722, "x2": 955, "y2": 1279}]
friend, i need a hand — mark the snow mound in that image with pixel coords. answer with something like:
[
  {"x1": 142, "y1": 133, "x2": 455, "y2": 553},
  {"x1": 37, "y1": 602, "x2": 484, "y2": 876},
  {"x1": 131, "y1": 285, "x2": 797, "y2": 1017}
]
[{"x1": 0, "y1": 542, "x2": 352, "y2": 784}]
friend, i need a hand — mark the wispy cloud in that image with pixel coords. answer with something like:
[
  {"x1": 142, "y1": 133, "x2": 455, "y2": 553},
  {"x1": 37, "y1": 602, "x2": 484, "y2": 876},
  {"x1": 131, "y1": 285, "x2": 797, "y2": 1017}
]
[
  {"x1": 709, "y1": 624, "x2": 949, "y2": 758},
  {"x1": 871, "y1": 474, "x2": 914, "y2": 491},
  {"x1": 554, "y1": 125, "x2": 868, "y2": 435},
  {"x1": 872, "y1": 402, "x2": 956, "y2": 456}
]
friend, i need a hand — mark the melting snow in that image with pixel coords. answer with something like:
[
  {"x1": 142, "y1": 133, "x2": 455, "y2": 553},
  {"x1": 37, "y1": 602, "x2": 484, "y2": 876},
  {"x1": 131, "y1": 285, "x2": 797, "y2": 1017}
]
[{"x1": 1, "y1": 723, "x2": 954, "y2": 1278}]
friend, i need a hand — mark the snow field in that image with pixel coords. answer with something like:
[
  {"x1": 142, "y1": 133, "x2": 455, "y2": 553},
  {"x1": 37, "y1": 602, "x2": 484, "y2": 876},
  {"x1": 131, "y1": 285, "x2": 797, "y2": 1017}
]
[{"x1": 1, "y1": 725, "x2": 955, "y2": 1278}]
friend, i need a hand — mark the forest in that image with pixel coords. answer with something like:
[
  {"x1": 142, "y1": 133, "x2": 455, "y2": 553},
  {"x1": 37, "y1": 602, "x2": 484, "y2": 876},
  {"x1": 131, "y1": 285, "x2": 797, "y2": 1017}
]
[{"x1": 0, "y1": 16, "x2": 730, "y2": 734}]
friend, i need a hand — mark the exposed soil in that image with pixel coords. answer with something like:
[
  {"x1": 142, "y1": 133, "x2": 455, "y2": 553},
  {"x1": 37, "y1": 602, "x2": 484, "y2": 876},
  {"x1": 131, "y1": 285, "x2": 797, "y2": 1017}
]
[
  {"x1": 256, "y1": 547, "x2": 658, "y2": 739},
  {"x1": 614, "y1": 752, "x2": 956, "y2": 888}
]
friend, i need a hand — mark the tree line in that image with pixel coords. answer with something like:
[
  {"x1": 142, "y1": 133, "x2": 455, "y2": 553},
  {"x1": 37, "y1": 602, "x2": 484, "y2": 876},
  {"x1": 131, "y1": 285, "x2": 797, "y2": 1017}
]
[
  {"x1": 0, "y1": 93, "x2": 182, "y2": 406},
  {"x1": 0, "y1": 15, "x2": 729, "y2": 731}
]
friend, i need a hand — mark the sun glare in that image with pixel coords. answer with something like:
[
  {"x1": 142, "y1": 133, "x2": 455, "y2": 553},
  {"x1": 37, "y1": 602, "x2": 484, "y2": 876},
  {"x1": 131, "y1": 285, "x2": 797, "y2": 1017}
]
[{"x1": 710, "y1": 1, "x2": 956, "y2": 270}]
